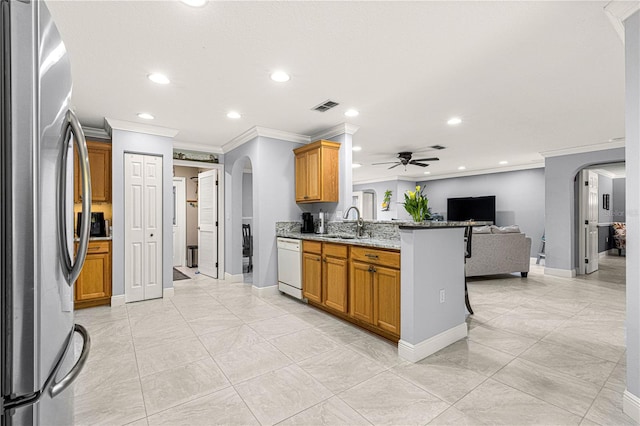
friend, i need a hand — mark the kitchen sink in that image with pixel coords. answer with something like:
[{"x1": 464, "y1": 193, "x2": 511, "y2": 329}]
[{"x1": 323, "y1": 234, "x2": 356, "y2": 239}]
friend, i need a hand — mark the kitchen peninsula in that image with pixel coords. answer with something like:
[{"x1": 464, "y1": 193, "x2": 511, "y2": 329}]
[{"x1": 276, "y1": 220, "x2": 487, "y2": 363}]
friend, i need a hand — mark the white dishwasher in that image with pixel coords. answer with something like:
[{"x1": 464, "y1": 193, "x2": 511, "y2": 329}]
[{"x1": 277, "y1": 237, "x2": 303, "y2": 299}]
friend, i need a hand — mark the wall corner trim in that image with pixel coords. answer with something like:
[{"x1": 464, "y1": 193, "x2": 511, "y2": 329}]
[
  {"x1": 105, "y1": 118, "x2": 179, "y2": 138},
  {"x1": 544, "y1": 267, "x2": 577, "y2": 278},
  {"x1": 398, "y1": 323, "x2": 467, "y2": 363},
  {"x1": 225, "y1": 272, "x2": 244, "y2": 283},
  {"x1": 111, "y1": 295, "x2": 125, "y2": 307},
  {"x1": 311, "y1": 123, "x2": 360, "y2": 141},
  {"x1": 540, "y1": 141, "x2": 625, "y2": 158},
  {"x1": 222, "y1": 126, "x2": 310, "y2": 153},
  {"x1": 251, "y1": 285, "x2": 280, "y2": 297},
  {"x1": 623, "y1": 390, "x2": 640, "y2": 423},
  {"x1": 163, "y1": 288, "x2": 175, "y2": 298}
]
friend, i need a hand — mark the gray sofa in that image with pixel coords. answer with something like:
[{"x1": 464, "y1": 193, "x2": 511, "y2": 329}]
[{"x1": 465, "y1": 232, "x2": 532, "y2": 277}]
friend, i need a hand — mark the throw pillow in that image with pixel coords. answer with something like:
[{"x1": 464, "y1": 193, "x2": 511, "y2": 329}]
[{"x1": 473, "y1": 225, "x2": 492, "y2": 234}]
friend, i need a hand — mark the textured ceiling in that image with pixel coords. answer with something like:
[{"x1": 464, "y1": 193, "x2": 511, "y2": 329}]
[{"x1": 46, "y1": 1, "x2": 625, "y2": 182}]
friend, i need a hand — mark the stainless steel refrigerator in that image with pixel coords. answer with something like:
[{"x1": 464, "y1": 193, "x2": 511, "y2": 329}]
[{"x1": 1, "y1": 1, "x2": 92, "y2": 424}]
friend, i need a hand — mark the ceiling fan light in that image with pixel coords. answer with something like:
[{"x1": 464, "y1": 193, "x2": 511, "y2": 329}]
[{"x1": 448, "y1": 117, "x2": 462, "y2": 126}]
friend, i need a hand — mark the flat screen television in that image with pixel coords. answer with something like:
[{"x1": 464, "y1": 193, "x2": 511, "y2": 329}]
[{"x1": 447, "y1": 196, "x2": 496, "y2": 223}]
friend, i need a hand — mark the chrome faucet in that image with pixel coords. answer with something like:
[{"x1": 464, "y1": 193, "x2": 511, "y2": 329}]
[{"x1": 343, "y1": 206, "x2": 365, "y2": 237}]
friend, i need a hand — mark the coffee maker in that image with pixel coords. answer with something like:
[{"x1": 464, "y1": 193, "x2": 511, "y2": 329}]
[{"x1": 301, "y1": 212, "x2": 314, "y2": 233}]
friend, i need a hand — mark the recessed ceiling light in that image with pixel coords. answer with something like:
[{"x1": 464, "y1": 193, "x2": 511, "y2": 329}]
[
  {"x1": 137, "y1": 113, "x2": 154, "y2": 120},
  {"x1": 447, "y1": 117, "x2": 462, "y2": 126},
  {"x1": 147, "y1": 73, "x2": 170, "y2": 85},
  {"x1": 226, "y1": 111, "x2": 241, "y2": 119},
  {"x1": 181, "y1": 0, "x2": 207, "y2": 7},
  {"x1": 345, "y1": 109, "x2": 359, "y2": 117},
  {"x1": 352, "y1": 146, "x2": 362, "y2": 152},
  {"x1": 458, "y1": 166, "x2": 466, "y2": 170},
  {"x1": 270, "y1": 71, "x2": 290, "y2": 82},
  {"x1": 499, "y1": 160, "x2": 508, "y2": 165},
  {"x1": 423, "y1": 171, "x2": 431, "y2": 175},
  {"x1": 352, "y1": 163, "x2": 362, "y2": 168}
]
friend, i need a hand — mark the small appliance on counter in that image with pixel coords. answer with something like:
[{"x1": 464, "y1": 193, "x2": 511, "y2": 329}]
[
  {"x1": 77, "y1": 212, "x2": 106, "y2": 237},
  {"x1": 301, "y1": 212, "x2": 314, "y2": 233},
  {"x1": 318, "y1": 211, "x2": 327, "y2": 234}
]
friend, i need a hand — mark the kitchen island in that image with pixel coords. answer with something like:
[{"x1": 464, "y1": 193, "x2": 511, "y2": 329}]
[{"x1": 276, "y1": 220, "x2": 486, "y2": 362}]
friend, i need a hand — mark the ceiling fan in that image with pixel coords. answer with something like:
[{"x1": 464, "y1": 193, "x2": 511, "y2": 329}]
[{"x1": 372, "y1": 152, "x2": 440, "y2": 170}]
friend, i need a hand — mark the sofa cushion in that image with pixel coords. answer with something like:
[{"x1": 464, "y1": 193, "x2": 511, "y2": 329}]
[
  {"x1": 490, "y1": 225, "x2": 521, "y2": 234},
  {"x1": 473, "y1": 225, "x2": 492, "y2": 234}
]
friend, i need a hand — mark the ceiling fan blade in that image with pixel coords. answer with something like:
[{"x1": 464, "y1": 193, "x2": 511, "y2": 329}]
[
  {"x1": 388, "y1": 163, "x2": 402, "y2": 170},
  {"x1": 372, "y1": 161, "x2": 400, "y2": 166},
  {"x1": 411, "y1": 162, "x2": 430, "y2": 168},
  {"x1": 411, "y1": 157, "x2": 439, "y2": 162}
]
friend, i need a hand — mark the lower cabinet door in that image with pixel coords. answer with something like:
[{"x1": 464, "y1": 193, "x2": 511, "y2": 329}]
[
  {"x1": 349, "y1": 261, "x2": 374, "y2": 324},
  {"x1": 323, "y1": 256, "x2": 348, "y2": 313},
  {"x1": 373, "y1": 265, "x2": 401, "y2": 336},
  {"x1": 76, "y1": 253, "x2": 110, "y2": 302},
  {"x1": 302, "y1": 252, "x2": 322, "y2": 303}
]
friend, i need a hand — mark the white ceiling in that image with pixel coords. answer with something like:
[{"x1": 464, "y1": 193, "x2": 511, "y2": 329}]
[{"x1": 46, "y1": 1, "x2": 625, "y2": 183}]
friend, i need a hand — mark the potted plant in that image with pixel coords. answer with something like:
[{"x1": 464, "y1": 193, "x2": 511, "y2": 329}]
[
  {"x1": 403, "y1": 185, "x2": 430, "y2": 222},
  {"x1": 381, "y1": 189, "x2": 392, "y2": 211}
]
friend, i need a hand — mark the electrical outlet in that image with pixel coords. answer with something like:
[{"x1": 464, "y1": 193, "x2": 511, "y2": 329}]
[{"x1": 439, "y1": 289, "x2": 445, "y2": 303}]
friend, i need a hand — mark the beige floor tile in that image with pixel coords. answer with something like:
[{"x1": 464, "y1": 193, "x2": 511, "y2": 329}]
[
  {"x1": 519, "y1": 341, "x2": 617, "y2": 387},
  {"x1": 135, "y1": 336, "x2": 210, "y2": 377},
  {"x1": 235, "y1": 364, "x2": 333, "y2": 425},
  {"x1": 75, "y1": 304, "x2": 129, "y2": 327},
  {"x1": 270, "y1": 328, "x2": 341, "y2": 362},
  {"x1": 198, "y1": 324, "x2": 265, "y2": 356},
  {"x1": 492, "y1": 358, "x2": 601, "y2": 416},
  {"x1": 279, "y1": 396, "x2": 371, "y2": 425},
  {"x1": 186, "y1": 309, "x2": 244, "y2": 336},
  {"x1": 543, "y1": 322, "x2": 625, "y2": 362},
  {"x1": 585, "y1": 387, "x2": 637, "y2": 426},
  {"x1": 604, "y1": 361, "x2": 626, "y2": 393},
  {"x1": 428, "y1": 406, "x2": 486, "y2": 425},
  {"x1": 485, "y1": 307, "x2": 570, "y2": 339},
  {"x1": 74, "y1": 378, "x2": 146, "y2": 426},
  {"x1": 140, "y1": 357, "x2": 230, "y2": 415},
  {"x1": 213, "y1": 341, "x2": 292, "y2": 384},
  {"x1": 294, "y1": 308, "x2": 344, "y2": 327},
  {"x1": 467, "y1": 324, "x2": 537, "y2": 356},
  {"x1": 146, "y1": 387, "x2": 258, "y2": 426},
  {"x1": 171, "y1": 297, "x2": 224, "y2": 321},
  {"x1": 454, "y1": 379, "x2": 582, "y2": 425},
  {"x1": 315, "y1": 320, "x2": 370, "y2": 345},
  {"x1": 74, "y1": 350, "x2": 139, "y2": 396},
  {"x1": 339, "y1": 371, "x2": 449, "y2": 425},
  {"x1": 347, "y1": 335, "x2": 402, "y2": 368},
  {"x1": 433, "y1": 339, "x2": 515, "y2": 376},
  {"x1": 248, "y1": 313, "x2": 312, "y2": 339},
  {"x1": 392, "y1": 356, "x2": 487, "y2": 404},
  {"x1": 298, "y1": 347, "x2": 386, "y2": 393},
  {"x1": 230, "y1": 303, "x2": 287, "y2": 323},
  {"x1": 125, "y1": 418, "x2": 149, "y2": 426}
]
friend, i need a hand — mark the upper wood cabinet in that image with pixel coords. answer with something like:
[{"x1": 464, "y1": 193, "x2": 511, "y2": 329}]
[
  {"x1": 294, "y1": 140, "x2": 340, "y2": 203},
  {"x1": 74, "y1": 139, "x2": 112, "y2": 203}
]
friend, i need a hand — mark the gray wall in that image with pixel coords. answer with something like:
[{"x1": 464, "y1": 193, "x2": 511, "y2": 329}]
[
  {"x1": 613, "y1": 178, "x2": 626, "y2": 222},
  {"x1": 544, "y1": 147, "x2": 625, "y2": 274},
  {"x1": 242, "y1": 171, "x2": 253, "y2": 218},
  {"x1": 224, "y1": 136, "x2": 304, "y2": 286},
  {"x1": 417, "y1": 168, "x2": 545, "y2": 257},
  {"x1": 353, "y1": 179, "x2": 414, "y2": 221},
  {"x1": 112, "y1": 129, "x2": 174, "y2": 295}
]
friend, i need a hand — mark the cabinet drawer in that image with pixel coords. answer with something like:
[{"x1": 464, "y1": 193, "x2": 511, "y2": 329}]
[
  {"x1": 303, "y1": 240, "x2": 322, "y2": 254},
  {"x1": 323, "y1": 243, "x2": 347, "y2": 258},
  {"x1": 86, "y1": 241, "x2": 110, "y2": 254},
  {"x1": 351, "y1": 246, "x2": 399, "y2": 269}
]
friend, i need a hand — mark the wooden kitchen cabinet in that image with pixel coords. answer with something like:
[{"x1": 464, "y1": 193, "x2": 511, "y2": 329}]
[
  {"x1": 373, "y1": 265, "x2": 401, "y2": 336},
  {"x1": 322, "y1": 243, "x2": 348, "y2": 313},
  {"x1": 293, "y1": 140, "x2": 340, "y2": 203},
  {"x1": 302, "y1": 241, "x2": 323, "y2": 303},
  {"x1": 74, "y1": 139, "x2": 112, "y2": 203},
  {"x1": 75, "y1": 240, "x2": 112, "y2": 309},
  {"x1": 349, "y1": 260, "x2": 375, "y2": 324}
]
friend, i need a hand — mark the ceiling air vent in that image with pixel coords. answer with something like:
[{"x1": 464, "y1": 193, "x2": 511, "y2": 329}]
[
  {"x1": 312, "y1": 100, "x2": 340, "y2": 112},
  {"x1": 429, "y1": 145, "x2": 446, "y2": 150}
]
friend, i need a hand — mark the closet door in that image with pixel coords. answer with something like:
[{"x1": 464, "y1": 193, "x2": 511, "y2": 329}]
[{"x1": 125, "y1": 153, "x2": 163, "y2": 302}]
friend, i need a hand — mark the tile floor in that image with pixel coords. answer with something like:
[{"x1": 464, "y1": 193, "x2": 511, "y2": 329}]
[{"x1": 73, "y1": 254, "x2": 635, "y2": 425}]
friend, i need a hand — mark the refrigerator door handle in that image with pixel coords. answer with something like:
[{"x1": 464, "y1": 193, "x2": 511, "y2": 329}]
[
  {"x1": 1, "y1": 325, "x2": 90, "y2": 413},
  {"x1": 57, "y1": 109, "x2": 91, "y2": 285}
]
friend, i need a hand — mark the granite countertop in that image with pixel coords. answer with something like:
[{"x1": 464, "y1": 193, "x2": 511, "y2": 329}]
[
  {"x1": 277, "y1": 231, "x2": 400, "y2": 250},
  {"x1": 399, "y1": 220, "x2": 492, "y2": 230},
  {"x1": 74, "y1": 236, "x2": 113, "y2": 242}
]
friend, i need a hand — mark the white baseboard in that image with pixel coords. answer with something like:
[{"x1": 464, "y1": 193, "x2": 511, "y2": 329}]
[
  {"x1": 163, "y1": 288, "x2": 175, "y2": 298},
  {"x1": 225, "y1": 272, "x2": 244, "y2": 283},
  {"x1": 624, "y1": 390, "x2": 640, "y2": 423},
  {"x1": 252, "y1": 285, "x2": 279, "y2": 297},
  {"x1": 398, "y1": 323, "x2": 468, "y2": 363},
  {"x1": 110, "y1": 295, "x2": 125, "y2": 307},
  {"x1": 544, "y1": 267, "x2": 577, "y2": 278}
]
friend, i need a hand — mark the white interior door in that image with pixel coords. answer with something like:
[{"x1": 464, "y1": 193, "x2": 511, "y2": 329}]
[
  {"x1": 173, "y1": 177, "x2": 186, "y2": 267},
  {"x1": 198, "y1": 169, "x2": 218, "y2": 278},
  {"x1": 125, "y1": 153, "x2": 163, "y2": 302},
  {"x1": 578, "y1": 170, "x2": 599, "y2": 274}
]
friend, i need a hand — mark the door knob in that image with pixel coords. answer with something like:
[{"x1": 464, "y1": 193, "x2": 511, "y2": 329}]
[{"x1": 150, "y1": 233, "x2": 154, "y2": 237}]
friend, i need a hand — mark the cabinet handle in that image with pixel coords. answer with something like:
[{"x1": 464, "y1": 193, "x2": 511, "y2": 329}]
[
  {"x1": 304, "y1": 195, "x2": 309, "y2": 199},
  {"x1": 365, "y1": 254, "x2": 379, "y2": 259},
  {"x1": 323, "y1": 257, "x2": 327, "y2": 262},
  {"x1": 368, "y1": 265, "x2": 377, "y2": 273},
  {"x1": 316, "y1": 257, "x2": 321, "y2": 261},
  {"x1": 88, "y1": 246, "x2": 100, "y2": 251}
]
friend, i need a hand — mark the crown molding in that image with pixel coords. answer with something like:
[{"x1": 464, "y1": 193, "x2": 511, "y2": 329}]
[
  {"x1": 105, "y1": 118, "x2": 179, "y2": 138},
  {"x1": 222, "y1": 126, "x2": 309, "y2": 153},
  {"x1": 604, "y1": 1, "x2": 640, "y2": 43},
  {"x1": 419, "y1": 162, "x2": 545, "y2": 181},
  {"x1": 82, "y1": 126, "x2": 111, "y2": 140},
  {"x1": 173, "y1": 140, "x2": 224, "y2": 154},
  {"x1": 353, "y1": 175, "x2": 417, "y2": 185},
  {"x1": 311, "y1": 123, "x2": 360, "y2": 141},
  {"x1": 540, "y1": 140, "x2": 625, "y2": 158}
]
